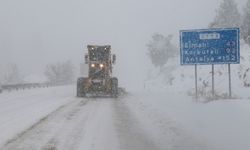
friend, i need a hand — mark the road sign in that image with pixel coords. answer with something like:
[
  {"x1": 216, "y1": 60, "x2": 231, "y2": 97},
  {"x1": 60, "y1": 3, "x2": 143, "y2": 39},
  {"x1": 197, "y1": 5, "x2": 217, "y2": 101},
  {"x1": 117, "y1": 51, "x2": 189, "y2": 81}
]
[{"x1": 180, "y1": 28, "x2": 240, "y2": 65}]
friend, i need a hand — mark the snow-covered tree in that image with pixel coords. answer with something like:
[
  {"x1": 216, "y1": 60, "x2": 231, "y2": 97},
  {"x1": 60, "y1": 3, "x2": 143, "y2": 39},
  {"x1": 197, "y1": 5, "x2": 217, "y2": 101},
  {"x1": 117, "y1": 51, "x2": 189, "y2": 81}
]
[
  {"x1": 147, "y1": 33, "x2": 177, "y2": 70},
  {"x1": 241, "y1": 0, "x2": 250, "y2": 43},
  {"x1": 209, "y1": 0, "x2": 241, "y2": 28},
  {"x1": 44, "y1": 61, "x2": 75, "y2": 84},
  {"x1": 0, "y1": 64, "x2": 22, "y2": 84}
]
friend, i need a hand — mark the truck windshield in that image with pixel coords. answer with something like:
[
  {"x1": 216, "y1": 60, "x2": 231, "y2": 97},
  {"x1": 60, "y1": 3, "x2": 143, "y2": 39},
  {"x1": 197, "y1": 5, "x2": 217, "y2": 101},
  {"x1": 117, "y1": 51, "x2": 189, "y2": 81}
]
[{"x1": 89, "y1": 48, "x2": 110, "y2": 61}]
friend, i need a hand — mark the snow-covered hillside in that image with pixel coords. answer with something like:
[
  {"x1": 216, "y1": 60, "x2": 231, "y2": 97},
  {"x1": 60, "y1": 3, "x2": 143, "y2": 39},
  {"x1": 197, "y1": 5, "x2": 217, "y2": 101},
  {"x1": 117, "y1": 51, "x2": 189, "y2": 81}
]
[{"x1": 146, "y1": 41, "x2": 250, "y2": 100}]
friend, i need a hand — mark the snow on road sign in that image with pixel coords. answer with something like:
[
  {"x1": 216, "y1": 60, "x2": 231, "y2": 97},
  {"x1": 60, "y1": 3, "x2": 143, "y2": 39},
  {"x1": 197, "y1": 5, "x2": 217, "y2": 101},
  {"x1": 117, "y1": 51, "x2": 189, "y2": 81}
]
[{"x1": 180, "y1": 28, "x2": 240, "y2": 65}]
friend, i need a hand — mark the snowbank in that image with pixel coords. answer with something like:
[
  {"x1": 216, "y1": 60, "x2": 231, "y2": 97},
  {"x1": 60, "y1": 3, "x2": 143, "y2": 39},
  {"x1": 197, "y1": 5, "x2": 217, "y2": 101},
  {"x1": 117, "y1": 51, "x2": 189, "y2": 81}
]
[
  {"x1": 142, "y1": 41, "x2": 250, "y2": 150},
  {"x1": 0, "y1": 85, "x2": 74, "y2": 147},
  {"x1": 127, "y1": 91, "x2": 250, "y2": 150},
  {"x1": 146, "y1": 41, "x2": 250, "y2": 100}
]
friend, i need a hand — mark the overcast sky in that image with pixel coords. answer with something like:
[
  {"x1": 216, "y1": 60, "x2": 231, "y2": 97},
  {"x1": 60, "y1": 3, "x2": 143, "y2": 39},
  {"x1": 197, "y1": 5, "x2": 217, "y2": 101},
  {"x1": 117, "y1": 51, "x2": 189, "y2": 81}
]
[{"x1": 0, "y1": 0, "x2": 247, "y2": 89}]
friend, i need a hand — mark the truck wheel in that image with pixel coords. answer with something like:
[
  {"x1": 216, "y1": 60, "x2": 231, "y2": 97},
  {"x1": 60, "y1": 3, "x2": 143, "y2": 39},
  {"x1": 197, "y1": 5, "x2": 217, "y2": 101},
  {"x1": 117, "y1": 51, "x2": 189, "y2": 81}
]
[
  {"x1": 111, "y1": 77, "x2": 118, "y2": 98},
  {"x1": 77, "y1": 77, "x2": 86, "y2": 97}
]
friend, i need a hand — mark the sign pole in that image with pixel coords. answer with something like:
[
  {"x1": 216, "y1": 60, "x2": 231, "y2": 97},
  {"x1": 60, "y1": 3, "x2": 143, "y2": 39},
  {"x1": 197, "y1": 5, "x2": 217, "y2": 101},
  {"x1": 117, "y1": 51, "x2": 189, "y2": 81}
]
[
  {"x1": 195, "y1": 64, "x2": 198, "y2": 101},
  {"x1": 212, "y1": 64, "x2": 215, "y2": 99},
  {"x1": 228, "y1": 64, "x2": 232, "y2": 98}
]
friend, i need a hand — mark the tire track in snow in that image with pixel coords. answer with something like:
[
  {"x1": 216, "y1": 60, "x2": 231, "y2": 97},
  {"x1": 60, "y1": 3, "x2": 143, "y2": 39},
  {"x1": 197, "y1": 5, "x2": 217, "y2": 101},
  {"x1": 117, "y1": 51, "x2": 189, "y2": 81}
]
[
  {"x1": 2, "y1": 99, "x2": 73, "y2": 149},
  {"x1": 124, "y1": 94, "x2": 211, "y2": 150},
  {"x1": 2, "y1": 97, "x2": 119, "y2": 150},
  {"x1": 113, "y1": 98, "x2": 161, "y2": 150},
  {"x1": 40, "y1": 99, "x2": 93, "y2": 150},
  {"x1": 1, "y1": 97, "x2": 89, "y2": 150}
]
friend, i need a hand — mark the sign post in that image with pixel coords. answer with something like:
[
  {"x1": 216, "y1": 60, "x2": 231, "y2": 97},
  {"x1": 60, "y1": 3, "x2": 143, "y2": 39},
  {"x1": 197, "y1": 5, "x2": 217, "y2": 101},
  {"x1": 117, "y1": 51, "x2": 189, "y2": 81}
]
[
  {"x1": 212, "y1": 64, "x2": 215, "y2": 99},
  {"x1": 180, "y1": 28, "x2": 240, "y2": 100},
  {"x1": 228, "y1": 64, "x2": 232, "y2": 98},
  {"x1": 195, "y1": 64, "x2": 198, "y2": 100}
]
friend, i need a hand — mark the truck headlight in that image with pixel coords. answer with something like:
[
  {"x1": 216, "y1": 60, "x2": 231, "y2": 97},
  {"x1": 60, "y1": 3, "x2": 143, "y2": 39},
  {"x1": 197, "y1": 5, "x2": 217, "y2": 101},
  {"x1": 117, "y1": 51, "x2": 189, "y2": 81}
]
[
  {"x1": 91, "y1": 64, "x2": 95, "y2": 67},
  {"x1": 100, "y1": 64, "x2": 104, "y2": 68}
]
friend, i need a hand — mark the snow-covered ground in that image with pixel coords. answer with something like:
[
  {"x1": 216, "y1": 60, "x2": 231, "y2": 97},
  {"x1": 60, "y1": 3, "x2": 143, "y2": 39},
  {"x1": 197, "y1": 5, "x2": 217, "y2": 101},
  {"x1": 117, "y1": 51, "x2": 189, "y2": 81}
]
[
  {"x1": 0, "y1": 86, "x2": 73, "y2": 148},
  {"x1": 0, "y1": 84, "x2": 249, "y2": 150},
  {"x1": 140, "y1": 42, "x2": 250, "y2": 150},
  {"x1": 129, "y1": 91, "x2": 250, "y2": 150}
]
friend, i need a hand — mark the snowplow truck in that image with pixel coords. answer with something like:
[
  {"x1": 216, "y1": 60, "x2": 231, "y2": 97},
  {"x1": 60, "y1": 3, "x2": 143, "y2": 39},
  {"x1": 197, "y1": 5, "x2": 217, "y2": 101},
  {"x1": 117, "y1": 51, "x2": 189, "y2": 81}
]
[{"x1": 77, "y1": 45, "x2": 118, "y2": 97}]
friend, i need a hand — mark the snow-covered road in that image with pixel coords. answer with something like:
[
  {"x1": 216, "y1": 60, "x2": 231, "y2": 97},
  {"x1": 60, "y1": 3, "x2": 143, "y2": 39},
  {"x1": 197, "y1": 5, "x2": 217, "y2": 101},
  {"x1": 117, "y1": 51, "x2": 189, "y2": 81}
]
[
  {"x1": 0, "y1": 85, "x2": 249, "y2": 150},
  {"x1": 3, "y1": 98, "x2": 119, "y2": 150}
]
